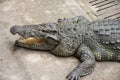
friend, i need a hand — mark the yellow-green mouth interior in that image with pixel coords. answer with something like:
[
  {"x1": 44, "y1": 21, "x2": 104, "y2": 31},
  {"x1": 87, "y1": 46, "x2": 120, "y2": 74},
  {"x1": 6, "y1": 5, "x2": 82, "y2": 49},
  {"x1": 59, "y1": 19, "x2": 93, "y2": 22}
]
[{"x1": 18, "y1": 37, "x2": 47, "y2": 45}]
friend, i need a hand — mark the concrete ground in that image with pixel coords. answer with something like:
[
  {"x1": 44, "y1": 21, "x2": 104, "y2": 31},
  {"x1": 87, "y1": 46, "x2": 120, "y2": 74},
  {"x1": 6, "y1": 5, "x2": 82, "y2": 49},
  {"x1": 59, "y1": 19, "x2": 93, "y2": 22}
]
[{"x1": 0, "y1": 0, "x2": 120, "y2": 80}]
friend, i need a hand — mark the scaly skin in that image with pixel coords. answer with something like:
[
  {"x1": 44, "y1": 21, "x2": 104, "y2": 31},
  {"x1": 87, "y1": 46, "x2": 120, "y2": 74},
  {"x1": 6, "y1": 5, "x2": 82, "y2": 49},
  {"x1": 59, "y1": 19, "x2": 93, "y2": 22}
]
[{"x1": 10, "y1": 16, "x2": 120, "y2": 80}]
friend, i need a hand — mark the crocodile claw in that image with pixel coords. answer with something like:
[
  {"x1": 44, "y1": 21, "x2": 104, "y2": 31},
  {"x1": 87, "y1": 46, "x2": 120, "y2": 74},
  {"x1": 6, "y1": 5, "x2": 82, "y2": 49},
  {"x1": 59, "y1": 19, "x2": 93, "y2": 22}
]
[{"x1": 66, "y1": 70, "x2": 81, "y2": 80}]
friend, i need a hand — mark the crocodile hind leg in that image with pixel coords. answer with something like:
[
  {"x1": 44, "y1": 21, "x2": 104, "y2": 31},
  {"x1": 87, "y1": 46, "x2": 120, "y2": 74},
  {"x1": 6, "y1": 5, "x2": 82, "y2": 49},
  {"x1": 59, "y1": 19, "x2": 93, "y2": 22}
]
[
  {"x1": 66, "y1": 44, "x2": 95, "y2": 80},
  {"x1": 85, "y1": 37, "x2": 120, "y2": 61},
  {"x1": 94, "y1": 48, "x2": 120, "y2": 61},
  {"x1": 113, "y1": 50, "x2": 120, "y2": 61}
]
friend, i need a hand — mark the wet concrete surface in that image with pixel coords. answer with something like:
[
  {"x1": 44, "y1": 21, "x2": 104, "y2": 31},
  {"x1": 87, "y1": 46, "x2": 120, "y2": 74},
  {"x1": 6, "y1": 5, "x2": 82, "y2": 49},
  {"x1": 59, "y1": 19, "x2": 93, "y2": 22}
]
[{"x1": 0, "y1": 0, "x2": 120, "y2": 80}]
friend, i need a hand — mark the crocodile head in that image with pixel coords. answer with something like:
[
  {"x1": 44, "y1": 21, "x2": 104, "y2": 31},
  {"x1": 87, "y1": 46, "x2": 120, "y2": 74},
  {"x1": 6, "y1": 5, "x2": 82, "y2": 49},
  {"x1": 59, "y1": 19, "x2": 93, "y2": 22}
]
[{"x1": 10, "y1": 22, "x2": 59, "y2": 50}]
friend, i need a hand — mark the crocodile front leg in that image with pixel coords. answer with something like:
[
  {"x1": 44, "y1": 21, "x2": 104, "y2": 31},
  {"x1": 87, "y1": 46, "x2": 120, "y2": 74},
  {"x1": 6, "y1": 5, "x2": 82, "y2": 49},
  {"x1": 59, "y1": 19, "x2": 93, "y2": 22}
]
[{"x1": 66, "y1": 44, "x2": 95, "y2": 80}]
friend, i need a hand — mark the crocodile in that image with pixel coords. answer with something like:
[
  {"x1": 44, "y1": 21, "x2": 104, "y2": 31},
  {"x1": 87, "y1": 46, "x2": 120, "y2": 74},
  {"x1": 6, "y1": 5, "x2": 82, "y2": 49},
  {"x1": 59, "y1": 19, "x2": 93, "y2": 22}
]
[{"x1": 10, "y1": 16, "x2": 120, "y2": 80}]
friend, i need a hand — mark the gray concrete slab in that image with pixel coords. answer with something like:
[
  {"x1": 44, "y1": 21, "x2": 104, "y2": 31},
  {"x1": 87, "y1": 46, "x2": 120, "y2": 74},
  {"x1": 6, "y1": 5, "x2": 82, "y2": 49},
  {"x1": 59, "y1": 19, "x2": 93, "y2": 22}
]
[{"x1": 0, "y1": 0, "x2": 120, "y2": 80}]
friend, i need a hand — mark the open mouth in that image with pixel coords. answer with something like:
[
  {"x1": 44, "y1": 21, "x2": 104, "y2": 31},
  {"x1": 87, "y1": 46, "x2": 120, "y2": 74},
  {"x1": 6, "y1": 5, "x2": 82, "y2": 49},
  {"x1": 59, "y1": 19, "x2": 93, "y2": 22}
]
[
  {"x1": 16, "y1": 37, "x2": 47, "y2": 45},
  {"x1": 10, "y1": 26, "x2": 47, "y2": 46}
]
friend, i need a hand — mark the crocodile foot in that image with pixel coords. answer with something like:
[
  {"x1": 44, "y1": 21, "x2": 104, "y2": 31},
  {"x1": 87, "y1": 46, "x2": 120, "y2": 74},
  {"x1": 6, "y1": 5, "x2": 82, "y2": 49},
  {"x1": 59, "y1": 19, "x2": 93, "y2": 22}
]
[{"x1": 66, "y1": 69, "x2": 81, "y2": 80}]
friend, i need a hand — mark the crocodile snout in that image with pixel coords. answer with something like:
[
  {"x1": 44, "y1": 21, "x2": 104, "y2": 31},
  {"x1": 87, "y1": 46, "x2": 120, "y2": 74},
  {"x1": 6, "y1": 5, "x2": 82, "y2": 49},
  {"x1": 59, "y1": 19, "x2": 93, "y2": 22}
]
[
  {"x1": 10, "y1": 25, "x2": 20, "y2": 35},
  {"x1": 10, "y1": 25, "x2": 26, "y2": 37}
]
